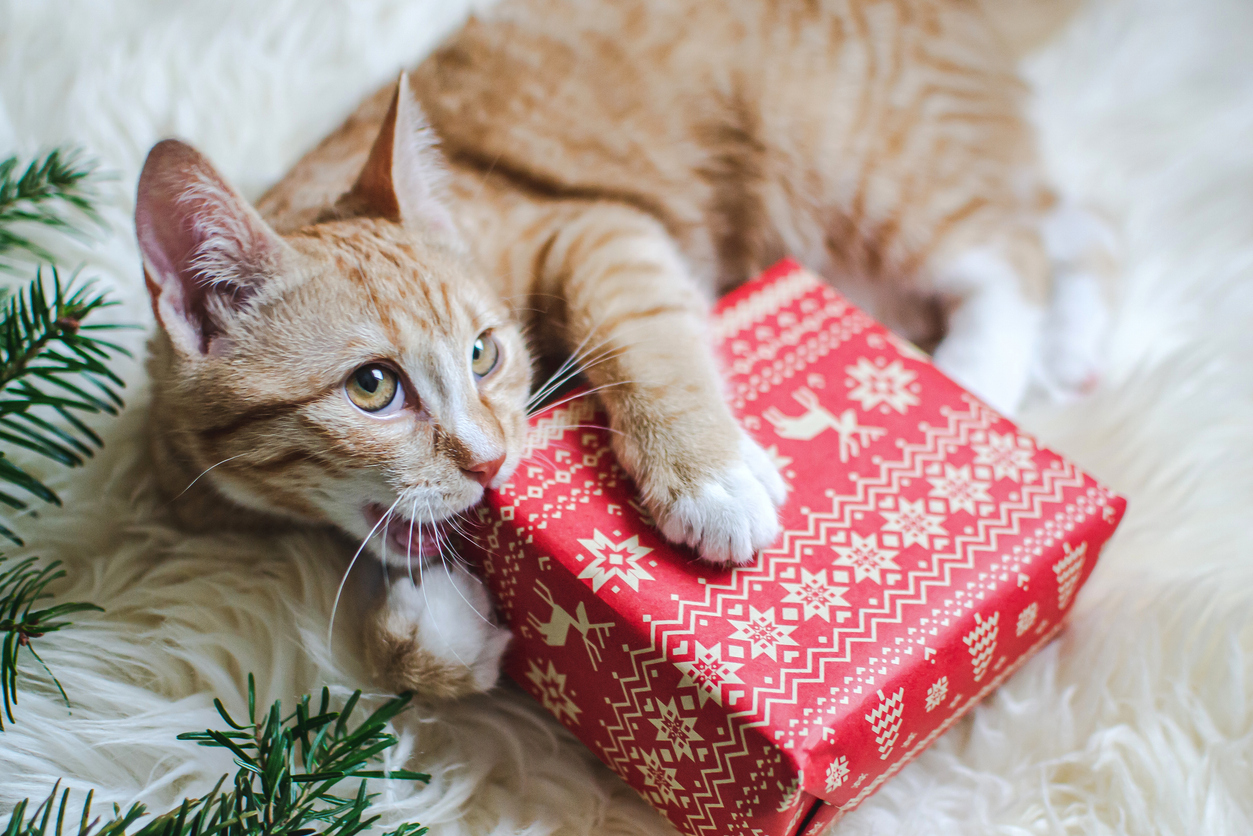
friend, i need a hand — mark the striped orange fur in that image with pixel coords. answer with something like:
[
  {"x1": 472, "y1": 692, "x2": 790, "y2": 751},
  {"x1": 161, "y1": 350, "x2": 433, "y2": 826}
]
[{"x1": 139, "y1": 0, "x2": 1110, "y2": 699}]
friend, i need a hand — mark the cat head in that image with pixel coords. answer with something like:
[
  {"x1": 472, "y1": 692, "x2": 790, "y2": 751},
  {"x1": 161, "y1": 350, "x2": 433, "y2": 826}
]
[{"x1": 137, "y1": 77, "x2": 532, "y2": 566}]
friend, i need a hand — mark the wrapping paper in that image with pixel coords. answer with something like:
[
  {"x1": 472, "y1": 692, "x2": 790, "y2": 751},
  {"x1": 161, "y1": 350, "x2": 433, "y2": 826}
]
[{"x1": 466, "y1": 261, "x2": 1126, "y2": 835}]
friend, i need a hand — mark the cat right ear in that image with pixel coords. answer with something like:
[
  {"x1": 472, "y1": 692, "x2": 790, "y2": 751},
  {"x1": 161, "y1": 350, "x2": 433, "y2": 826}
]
[
  {"x1": 135, "y1": 139, "x2": 289, "y2": 356},
  {"x1": 339, "y1": 74, "x2": 459, "y2": 241}
]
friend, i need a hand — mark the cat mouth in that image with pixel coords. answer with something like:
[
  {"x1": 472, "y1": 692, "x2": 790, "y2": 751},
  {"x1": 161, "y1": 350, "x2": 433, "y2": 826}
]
[{"x1": 362, "y1": 503, "x2": 450, "y2": 561}]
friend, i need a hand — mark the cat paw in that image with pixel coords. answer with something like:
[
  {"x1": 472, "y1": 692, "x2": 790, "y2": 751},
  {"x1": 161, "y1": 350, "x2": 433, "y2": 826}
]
[
  {"x1": 363, "y1": 567, "x2": 510, "y2": 699},
  {"x1": 1034, "y1": 269, "x2": 1108, "y2": 399},
  {"x1": 655, "y1": 433, "x2": 786, "y2": 566},
  {"x1": 1033, "y1": 203, "x2": 1116, "y2": 400}
]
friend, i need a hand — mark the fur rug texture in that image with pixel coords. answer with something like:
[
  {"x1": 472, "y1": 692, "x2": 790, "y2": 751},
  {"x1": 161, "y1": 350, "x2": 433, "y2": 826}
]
[{"x1": 3, "y1": 0, "x2": 1253, "y2": 832}]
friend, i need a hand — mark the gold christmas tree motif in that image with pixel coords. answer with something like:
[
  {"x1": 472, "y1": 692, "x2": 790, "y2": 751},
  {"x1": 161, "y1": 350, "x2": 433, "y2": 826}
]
[
  {"x1": 776, "y1": 772, "x2": 802, "y2": 812},
  {"x1": 844, "y1": 357, "x2": 920, "y2": 413},
  {"x1": 727, "y1": 606, "x2": 800, "y2": 660},
  {"x1": 832, "y1": 532, "x2": 900, "y2": 585},
  {"x1": 963, "y1": 612, "x2": 1000, "y2": 681},
  {"x1": 864, "y1": 688, "x2": 906, "y2": 760},
  {"x1": 971, "y1": 430, "x2": 1038, "y2": 482},
  {"x1": 924, "y1": 676, "x2": 949, "y2": 712},
  {"x1": 825, "y1": 756, "x2": 850, "y2": 793},
  {"x1": 575, "y1": 528, "x2": 656, "y2": 592},
  {"x1": 637, "y1": 749, "x2": 684, "y2": 806},
  {"x1": 1053, "y1": 542, "x2": 1088, "y2": 609},
  {"x1": 926, "y1": 463, "x2": 994, "y2": 515},
  {"x1": 779, "y1": 567, "x2": 851, "y2": 621},
  {"x1": 525, "y1": 659, "x2": 582, "y2": 725},
  {"x1": 648, "y1": 697, "x2": 704, "y2": 761},
  {"x1": 675, "y1": 641, "x2": 744, "y2": 707},
  {"x1": 1016, "y1": 602, "x2": 1040, "y2": 636},
  {"x1": 879, "y1": 497, "x2": 948, "y2": 548}
]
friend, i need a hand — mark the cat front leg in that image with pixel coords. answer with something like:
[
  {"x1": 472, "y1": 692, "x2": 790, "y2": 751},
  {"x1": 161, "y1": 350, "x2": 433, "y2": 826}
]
[
  {"x1": 361, "y1": 561, "x2": 511, "y2": 699},
  {"x1": 534, "y1": 203, "x2": 786, "y2": 565}
]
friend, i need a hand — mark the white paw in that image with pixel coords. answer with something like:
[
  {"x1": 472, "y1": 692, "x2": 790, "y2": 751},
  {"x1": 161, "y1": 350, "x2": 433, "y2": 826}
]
[
  {"x1": 381, "y1": 568, "x2": 511, "y2": 693},
  {"x1": 656, "y1": 433, "x2": 786, "y2": 566},
  {"x1": 1035, "y1": 269, "x2": 1107, "y2": 399},
  {"x1": 933, "y1": 249, "x2": 1044, "y2": 417},
  {"x1": 1035, "y1": 205, "x2": 1115, "y2": 400}
]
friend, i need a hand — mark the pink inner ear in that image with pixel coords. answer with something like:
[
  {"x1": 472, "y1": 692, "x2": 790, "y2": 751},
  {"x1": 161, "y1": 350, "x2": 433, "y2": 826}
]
[{"x1": 135, "y1": 139, "x2": 279, "y2": 353}]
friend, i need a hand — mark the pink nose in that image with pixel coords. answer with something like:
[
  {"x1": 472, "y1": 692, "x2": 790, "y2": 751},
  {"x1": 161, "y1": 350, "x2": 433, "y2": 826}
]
[{"x1": 463, "y1": 454, "x2": 505, "y2": 487}]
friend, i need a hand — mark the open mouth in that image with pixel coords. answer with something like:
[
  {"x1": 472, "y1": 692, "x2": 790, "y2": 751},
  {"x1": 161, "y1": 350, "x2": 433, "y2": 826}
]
[{"x1": 363, "y1": 503, "x2": 450, "y2": 561}]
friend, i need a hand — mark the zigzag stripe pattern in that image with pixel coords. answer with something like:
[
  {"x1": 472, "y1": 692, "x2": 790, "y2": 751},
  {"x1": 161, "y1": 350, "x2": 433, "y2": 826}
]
[{"x1": 471, "y1": 264, "x2": 1126, "y2": 835}]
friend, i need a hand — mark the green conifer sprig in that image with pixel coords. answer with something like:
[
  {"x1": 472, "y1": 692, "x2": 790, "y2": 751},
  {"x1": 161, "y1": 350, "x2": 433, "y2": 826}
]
[
  {"x1": 4, "y1": 677, "x2": 430, "y2": 836},
  {"x1": 0, "y1": 268, "x2": 130, "y2": 544},
  {"x1": 0, "y1": 147, "x2": 126, "y2": 727},
  {"x1": 0, "y1": 554, "x2": 103, "y2": 729},
  {"x1": 0, "y1": 150, "x2": 102, "y2": 268}
]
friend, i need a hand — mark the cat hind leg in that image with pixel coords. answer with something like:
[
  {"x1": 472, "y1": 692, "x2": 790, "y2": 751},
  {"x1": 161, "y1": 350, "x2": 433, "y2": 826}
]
[
  {"x1": 931, "y1": 246, "x2": 1045, "y2": 416},
  {"x1": 1036, "y1": 202, "x2": 1117, "y2": 399}
]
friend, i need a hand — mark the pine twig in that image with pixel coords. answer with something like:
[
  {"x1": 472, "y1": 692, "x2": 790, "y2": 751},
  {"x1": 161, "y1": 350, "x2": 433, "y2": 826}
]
[
  {"x1": 4, "y1": 677, "x2": 431, "y2": 836},
  {"x1": 0, "y1": 267, "x2": 130, "y2": 545},
  {"x1": 0, "y1": 554, "x2": 103, "y2": 729},
  {"x1": 0, "y1": 150, "x2": 102, "y2": 269}
]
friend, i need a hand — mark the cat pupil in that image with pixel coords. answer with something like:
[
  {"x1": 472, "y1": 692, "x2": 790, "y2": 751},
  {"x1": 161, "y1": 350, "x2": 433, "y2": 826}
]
[{"x1": 356, "y1": 367, "x2": 382, "y2": 393}]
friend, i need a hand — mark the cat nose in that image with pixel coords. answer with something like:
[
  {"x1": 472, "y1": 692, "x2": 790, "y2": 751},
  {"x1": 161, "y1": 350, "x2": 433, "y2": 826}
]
[{"x1": 463, "y1": 454, "x2": 505, "y2": 487}]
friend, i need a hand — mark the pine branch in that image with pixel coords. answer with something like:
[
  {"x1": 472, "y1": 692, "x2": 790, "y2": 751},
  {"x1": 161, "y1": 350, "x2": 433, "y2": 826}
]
[
  {"x1": 4, "y1": 678, "x2": 430, "y2": 836},
  {"x1": 0, "y1": 554, "x2": 103, "y2": 730},
  {"x1": 0, "y1": 267, "x2": 130, "y2": 545},
  {"x1": 0, "y1": 150, "x2": 102, "y2": 269},
  {"x1": 0, "y1": 146, "x2": 128, "y2": 729}
]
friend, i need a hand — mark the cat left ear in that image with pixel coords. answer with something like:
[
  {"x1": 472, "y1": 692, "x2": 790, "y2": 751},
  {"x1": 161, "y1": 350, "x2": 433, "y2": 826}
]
[
  {"x1": 341, "y1": 73, "x2": 459, "y2": 240},
  {"x1": 136, "y1": 139, "x2": 289, "y2": 356}
]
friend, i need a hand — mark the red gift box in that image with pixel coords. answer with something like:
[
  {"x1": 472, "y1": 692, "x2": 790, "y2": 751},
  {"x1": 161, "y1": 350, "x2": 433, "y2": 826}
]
[{"x1": 466, "y1": 261, "x2": 1125, "y2": 835}]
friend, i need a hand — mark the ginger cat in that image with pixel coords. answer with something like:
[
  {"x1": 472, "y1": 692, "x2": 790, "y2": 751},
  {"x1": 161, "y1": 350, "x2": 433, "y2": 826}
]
[{"x1": 136, "y1": 0, "x2": 1112, "y2": 699}]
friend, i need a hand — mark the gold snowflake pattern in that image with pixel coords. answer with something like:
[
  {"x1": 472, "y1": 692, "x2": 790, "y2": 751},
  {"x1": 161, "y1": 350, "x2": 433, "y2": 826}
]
[
  {"x1": 879, "y1": 497, "x2": 948, "y2": 548},
  {"x1": 927, "y1": 463, "x2": 994, "y2": 515},
  {"x1": 972, "y1": 431, "x2": 1037, "y2": 482},
  {"x1": 780, "y1": 567, "x2": 851, "y2": 621},
  {"x1": 728, "y1": 606, "x2": 800, "y2": 660},
  {"x1": 648, "y1": 697, "x2": 704, "y2": 761},
  {"x1": 832, "y1": 532, "x2": 901, "y2": 585},
  {"x1": 845, "y1": 357, "x2": 920, "y2": 414},
  {"x1": 525, "y1": 659, "x2": 582, "y2": 725},
  {"x1": 675, "y1": 641, "x2": 744, "y2": 707},
  {"x1": 576, "y1": 529, "x2": 656, "y2": 592}
]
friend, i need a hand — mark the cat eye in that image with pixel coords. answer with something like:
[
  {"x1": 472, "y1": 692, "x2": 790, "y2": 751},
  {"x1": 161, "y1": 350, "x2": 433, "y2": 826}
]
[
  {"x1": 471, "y1": 331, "x2": 500, "y2": 378},
  {"x1": 345, "y1": 363, "x2": 404, "y2": 414}
]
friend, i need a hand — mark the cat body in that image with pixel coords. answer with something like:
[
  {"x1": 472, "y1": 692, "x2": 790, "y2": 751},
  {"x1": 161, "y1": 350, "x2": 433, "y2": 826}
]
[{"x1": 138, "y1": 0, "x2": 1111, "y2": 698}]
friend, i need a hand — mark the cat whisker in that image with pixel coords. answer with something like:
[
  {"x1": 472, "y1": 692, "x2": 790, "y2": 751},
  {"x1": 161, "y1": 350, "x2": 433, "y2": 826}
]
[
  {"x1": 525, "y1": 334, "x2": 650, "y2": 412},
  {"x1": 438, "y1": 553, "x2": 494, "y2": 632},
  {"x1": 557, "y1": 423, "x2": 625, "y2": 436},
  {"x1": 414, "y1": 500, "x2": 479, "y2": 666},
  {"x1": 172, "y1": 453, "x2": 249, "y2": 501},
  {"x1": 328, "y1": 494, "x2": 402, "y2": 651},
  {"x1": 525, "y1": 348, "x2": 630, "y2": 412},
  {"x1": 406, "y1": 496, "x2": 420, "y2": 586},
  {"x1": 526, "y1": 320, "x2": 624, "y2": 407},
  {"x1": 528, "y1": 380, "x2": 640, "y2": 419}
]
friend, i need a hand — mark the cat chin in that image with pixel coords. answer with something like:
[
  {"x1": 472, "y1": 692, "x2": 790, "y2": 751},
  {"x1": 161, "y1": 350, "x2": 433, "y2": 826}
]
[{"x1": 361, "y1": 502, "x2": 453, "y2": 566}]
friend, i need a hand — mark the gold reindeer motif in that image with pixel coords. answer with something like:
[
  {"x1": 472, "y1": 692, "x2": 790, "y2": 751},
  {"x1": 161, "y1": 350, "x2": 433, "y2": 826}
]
[
  {"x1": 762, "y1": 387, "x2": 885, "y2": 463},
  {"x1": 527, "y1": 580, "x2": 615, "y2": 670}
]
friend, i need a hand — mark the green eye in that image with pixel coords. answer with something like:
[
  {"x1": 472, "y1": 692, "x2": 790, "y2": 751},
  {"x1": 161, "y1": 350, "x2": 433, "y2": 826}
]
[
  {"x1": 346, "y1": 364, "x2": 402, "y2": 413},
  {"x1": 471, "y1": 332, "x2": 500, "y2": 378}
]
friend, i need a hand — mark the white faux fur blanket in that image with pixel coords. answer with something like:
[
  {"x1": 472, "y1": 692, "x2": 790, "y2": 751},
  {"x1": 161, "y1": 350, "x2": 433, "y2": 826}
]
[{"x1": 2, "y1": 0, "x2": 1252, "y2": 833}]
